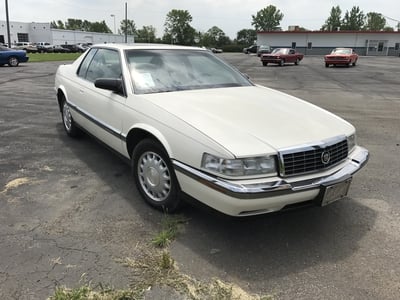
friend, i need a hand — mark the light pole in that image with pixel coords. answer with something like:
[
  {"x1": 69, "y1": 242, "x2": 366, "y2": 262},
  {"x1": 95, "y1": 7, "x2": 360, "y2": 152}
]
[
  {"x1": 110, "y1": 14, "x2": 116, "y2": 34},
  {"x1": 5, "y1": 0, "x2": 12, "y2": 47}
]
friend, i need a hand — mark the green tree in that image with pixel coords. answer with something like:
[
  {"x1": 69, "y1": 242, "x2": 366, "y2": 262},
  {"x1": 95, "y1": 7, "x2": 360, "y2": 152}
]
[
  {"x1": 341, "y1": 6, "x2": 365, "y2": 30},
  {"x1": 383, "y1": 26, "x2": 394, "y2": 31},
  {"x1": 202, "y1": 26, "x2": 230, "y2": 47},
  {"x1": 163, "y1": 9, "x2": 196, "y2": 45},
  {"x1": 119, "y1": 19, "x2": 136, "y2": 35},
  {"x1": 251, "y1": 5, "x2": 283, "y2": 31},
  {"x1": 135, "y1": 26, "x2": 157, "y2": 43},
  {"x1": 236, "y1": 29, "x2": 257, "y2": 45},
  {"x1": 321, "y1": 6, "x2": 342, "y2": 31},
  {"x1": 90, "y1": 21, "x2": 112, "y2": 33},
  {"x1": 65, "y1": 18, "x2": 84, "y2": 30},
  {"x1": 364, "y1": 12, "x2": 386, "y2": 30}
]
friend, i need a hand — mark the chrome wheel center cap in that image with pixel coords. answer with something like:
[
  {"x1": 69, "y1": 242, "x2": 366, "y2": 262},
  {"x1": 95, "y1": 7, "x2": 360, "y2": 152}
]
[{"x1": 146, "y1": 167, "x2": 160, "y2": 187}]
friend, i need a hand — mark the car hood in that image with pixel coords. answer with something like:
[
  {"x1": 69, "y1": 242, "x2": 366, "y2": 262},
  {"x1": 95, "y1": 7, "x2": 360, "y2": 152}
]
[
  {"x1": 139, "y1": 86, "x2": 354, "y2": 157},
  {"x1": 326, "y1": 53, "x2": 350, "y2": 57}
]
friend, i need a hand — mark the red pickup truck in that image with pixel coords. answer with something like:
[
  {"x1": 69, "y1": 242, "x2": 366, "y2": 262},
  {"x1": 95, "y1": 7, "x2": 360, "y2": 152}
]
[{"x1": 260, "y1": 48, "x2": 304, "y2": 66}]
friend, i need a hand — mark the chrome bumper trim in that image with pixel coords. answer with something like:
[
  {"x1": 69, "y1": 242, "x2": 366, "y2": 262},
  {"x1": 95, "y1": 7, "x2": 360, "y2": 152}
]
[{"x1": 173, "y1": 146, "x2": 369, "y2": 200}]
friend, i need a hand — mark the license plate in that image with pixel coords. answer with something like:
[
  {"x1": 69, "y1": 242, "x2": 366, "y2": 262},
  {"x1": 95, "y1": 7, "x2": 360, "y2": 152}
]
[{"x1": 320, "y1": 178, "x2": 352, "y2": 206}]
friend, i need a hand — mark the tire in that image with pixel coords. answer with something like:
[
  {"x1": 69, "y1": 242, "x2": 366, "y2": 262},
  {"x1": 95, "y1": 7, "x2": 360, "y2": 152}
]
[
  {"x1": 352, "y1": 60, "x2": 357, "y2": 67},
  {"x1": 294, "y1": 58, "x2": 300, "y2": 65},
  {"x1": 262, "y1": 62, "x2": 268, "y2": 66},
  {"x1": 325, "y1": 63, "x2": 329, "y2": 68},
  {"x1": 61, "y1": 96, "x2": 80, "y2": 137},
  {"x1": 279, "y1": 59, "x2": 285, "y2": 66},
  {"x1": 8, "y1": 56, "x2": 19, "y2": 67},
  {"x1": 132, "y1": 139, "x2": 181, "y2": 213}
]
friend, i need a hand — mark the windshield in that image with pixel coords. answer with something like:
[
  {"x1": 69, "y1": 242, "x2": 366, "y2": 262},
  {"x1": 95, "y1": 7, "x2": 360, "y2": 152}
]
[
  {"x1": 125, "y1": 49, "x2": 252, "y2": 94},
  {"x1": 271, "y1": 48, "x2": 289, "y2": 55},
  {"x1": 332, "y1": 48, "x2": 352, "y2": 54}
]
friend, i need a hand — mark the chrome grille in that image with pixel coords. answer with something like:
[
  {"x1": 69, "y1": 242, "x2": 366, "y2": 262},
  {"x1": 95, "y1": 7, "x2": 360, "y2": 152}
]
[{"x1": 280, "y1": 138, "x2": 348, "y2": 176}]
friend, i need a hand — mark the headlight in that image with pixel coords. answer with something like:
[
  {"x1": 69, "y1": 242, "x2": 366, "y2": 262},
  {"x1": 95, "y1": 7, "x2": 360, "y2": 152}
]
[
  {"x1": 201, "y1": 153, "x2": 277, "y2": 177},
  {"x1": 347, "y1": 133, "x2": 357, "y2": 152}
]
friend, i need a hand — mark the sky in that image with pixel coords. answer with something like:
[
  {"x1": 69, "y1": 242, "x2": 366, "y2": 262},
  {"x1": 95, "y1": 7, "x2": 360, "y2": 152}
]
[{"x1": 4, "y1": 0, "x2": 400, "y2": 38}]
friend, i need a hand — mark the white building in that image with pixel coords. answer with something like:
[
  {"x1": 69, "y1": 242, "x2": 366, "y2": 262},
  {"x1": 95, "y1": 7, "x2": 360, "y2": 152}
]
[
  {"x1": 0, "y1": 20, "x2": 134, "y2": 46},
  {"x1": 257, "y1": 31, "x2": 400, "y2": 56}
]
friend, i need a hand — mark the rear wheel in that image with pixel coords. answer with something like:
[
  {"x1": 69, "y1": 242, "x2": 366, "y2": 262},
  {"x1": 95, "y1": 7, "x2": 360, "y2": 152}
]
[
  {"x1": 61, "y1": 96, "x2": 80, "y2": 137},
  {"x1": 8, "y1": 56, "x2": 19, "y2": 67},
  {"x1": 132, "y1": 139, "x2": 181, "y2": 213},
  {"x1": 325, "y1": 63, "x2": 329, "y2": 68}
]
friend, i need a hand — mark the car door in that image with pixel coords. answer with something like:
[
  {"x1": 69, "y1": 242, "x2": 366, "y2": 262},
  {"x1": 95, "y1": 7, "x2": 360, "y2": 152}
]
[
  {"x1": 287, "y1": 49, "x2": 296, "y2": 63},
  {"x1": 74, "y1": 47, "x2": 127, "y2": 154}
]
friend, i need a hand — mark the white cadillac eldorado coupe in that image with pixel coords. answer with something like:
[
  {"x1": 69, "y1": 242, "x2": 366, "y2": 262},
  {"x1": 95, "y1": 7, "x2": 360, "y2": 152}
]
[{"x1": 55, "y1": 44, "x2": 369, "y2": 216}]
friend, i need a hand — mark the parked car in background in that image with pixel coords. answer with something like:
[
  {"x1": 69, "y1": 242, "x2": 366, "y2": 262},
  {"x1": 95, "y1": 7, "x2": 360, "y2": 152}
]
[
  {"x1": 76, "y1": 43, "x2": 90, "y2": 52},
  {"x1": 257, "y1": 45, "x2": 272, "y2": 57},
  {"x1": 35, "y1": 42, "x2": 54, "y2": 53},
  {"x1": 61, "y1": 44, "x2": 86, "y2": 53},
  {"x1": 55, "y1": 43, "x2": 368, "y2": 217},
  {"x1": 0, "y1": 45, "x2": 29, "y2": 67},
  {"x1": 324, "y1": 48, "x2": 358, "y2": 67},
  {"x1": 211, "y1": 47, "x2": 223, "y2": 53},
  {"x1": 260, "y1": 48, "x2": 304, "y2": 66},
  {"x1": 243, "y1": 44, "x2": 258, "y2": 54},
  {"x1": 52, "y1": 45, "x2": 71, "y2": 53},
  {"x1": 12, "y1": 42, "x2": 38, "y2": 53}
]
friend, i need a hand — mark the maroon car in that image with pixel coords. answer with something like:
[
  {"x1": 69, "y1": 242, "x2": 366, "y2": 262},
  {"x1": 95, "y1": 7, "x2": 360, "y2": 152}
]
[
  {"x1": 324, "y1": 48, "x2": 358, "y2": 67},
  {"x1": 260, "y1": 48, "x2": 304, "y2": 66}
]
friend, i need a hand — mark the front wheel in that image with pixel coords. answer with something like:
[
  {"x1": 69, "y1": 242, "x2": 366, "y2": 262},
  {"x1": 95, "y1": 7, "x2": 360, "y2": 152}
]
[
  {"x1": 262, "y1": 62, "x2": 268, "y2": 66},
  {"x1": 325, "y1": 63, "x2": 329, "y2": 68},
  {"x1": 294, "y1": 58, "x2": 300, "y2": 65},
  {"x1": 352, "y1": 60, "x2": 357, "y2": 66},
  {"x1": 279, "y1": 60, "x2": 285, "y2": 66},
  {"x1": 132, "y1": 139, "x2": 181, "y2": 213},
  {"x1": 8, "y1": 56, "x2": 19, "y2": 67}
]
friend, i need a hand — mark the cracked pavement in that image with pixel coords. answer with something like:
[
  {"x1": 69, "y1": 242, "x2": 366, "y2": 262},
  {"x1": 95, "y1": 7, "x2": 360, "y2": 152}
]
[{"x1": 1, "y1": 55, "x2": 400, "y2": 299}]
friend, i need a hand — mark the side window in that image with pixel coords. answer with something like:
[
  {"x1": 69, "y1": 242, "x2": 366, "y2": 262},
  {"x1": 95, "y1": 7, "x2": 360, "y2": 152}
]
[
  {"x1": 79, "y1": 48, "x2": 122, "y2": 82},
  {"x1": 78, "y1": 48, "x2": 97, "y2": 78}
]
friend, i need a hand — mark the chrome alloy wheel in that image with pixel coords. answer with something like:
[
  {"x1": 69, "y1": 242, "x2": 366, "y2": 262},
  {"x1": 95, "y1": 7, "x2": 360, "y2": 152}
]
[
  {"x1": 138, "y1": 151, "x2": 171, "y2": 202},
  {"x1": 62, "y1": 102, "x2": 73, "y2": 132}
]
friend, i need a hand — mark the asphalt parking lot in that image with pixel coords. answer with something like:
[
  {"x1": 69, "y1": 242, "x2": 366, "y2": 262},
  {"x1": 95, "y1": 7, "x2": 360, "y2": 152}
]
[{"x1": 0, "y1": 53, "x2": 399, "y2": 299}]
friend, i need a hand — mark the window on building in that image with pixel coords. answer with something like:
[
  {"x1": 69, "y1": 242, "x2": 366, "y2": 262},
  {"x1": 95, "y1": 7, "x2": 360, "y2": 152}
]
[
  {"x1": 395, "y1": 43, "x2": 400, "y2": 50},
  {"x1": 17, "y1": 33, "x2": 29, "y2": 42},
  {"x1": 378, "y1": 41, "x2": 384, "y2": 52},
  {"x1": 291, "y1": 42, "x2": 296, "y2": 49},
  {"x1": 307, "y1": 42, "x2": 312, "y2": 49}
]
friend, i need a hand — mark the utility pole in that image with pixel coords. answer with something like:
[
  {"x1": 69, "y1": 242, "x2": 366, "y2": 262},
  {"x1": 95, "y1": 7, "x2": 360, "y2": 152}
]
[
  {"x1": 124, "y1": 2, "x2": 127, "y2": 43},
  {"x1": 5, "y1": 0, "x2": 12, "y2": 47}
]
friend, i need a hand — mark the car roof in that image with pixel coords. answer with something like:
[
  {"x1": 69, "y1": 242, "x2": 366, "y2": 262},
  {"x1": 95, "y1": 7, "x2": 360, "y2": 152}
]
[{"x1": 91, "y1": 43, "x2": 207, "y2": 52}]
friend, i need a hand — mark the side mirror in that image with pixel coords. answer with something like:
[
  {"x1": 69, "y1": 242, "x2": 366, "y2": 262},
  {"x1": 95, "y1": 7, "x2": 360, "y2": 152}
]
[{"x1": 95, "y1": 78, "x2": 123, "y2": 94}]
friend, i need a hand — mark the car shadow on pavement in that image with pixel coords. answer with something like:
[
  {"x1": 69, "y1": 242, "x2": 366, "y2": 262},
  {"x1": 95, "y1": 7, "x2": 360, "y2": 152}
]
[{"x1": 170, "y1": 190, "x2": 377, "y2": 288}]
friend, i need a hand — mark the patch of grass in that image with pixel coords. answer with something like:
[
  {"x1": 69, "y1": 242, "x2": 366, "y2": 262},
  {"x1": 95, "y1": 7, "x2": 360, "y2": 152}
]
[
  {"x1": 28, "y1": 52, "x2": 81, "y2": 62},
  {"x1": 49, "y1": 284, "x2": 136, "y2": 300},
  {"x1": 49, "y1": 213, "x2": 273, "y2": 300},
  {"x1": 151, "y1": 214, "x2": 188, "y2": 248}
]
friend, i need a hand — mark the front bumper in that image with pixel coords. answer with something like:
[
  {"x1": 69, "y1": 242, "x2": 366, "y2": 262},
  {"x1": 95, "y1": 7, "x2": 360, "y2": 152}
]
[
  {"x1": 173, "y1": 146, "x2": 369, "y2": 216},
  {"x1": 325, "y1": 58, "x2": 351, "y2": 64}
]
